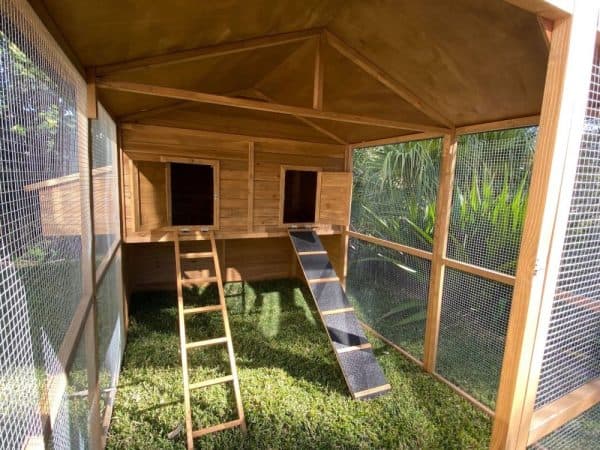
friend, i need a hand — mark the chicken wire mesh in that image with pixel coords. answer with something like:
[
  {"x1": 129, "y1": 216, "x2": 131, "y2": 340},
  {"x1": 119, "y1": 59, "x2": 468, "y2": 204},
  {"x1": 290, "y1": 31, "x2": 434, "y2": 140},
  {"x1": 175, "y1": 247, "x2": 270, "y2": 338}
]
[
  {"x1": 534, "y1": 46, "x2": 600, "y2": 410},
  {"x1": 92, "y1": 103, "x2": 119, "y2": 266},
  {"x1": 345, "y1": 238, "x2": 431, "y2": 360},
  {"x1": 49, "y1": 324, "x2": 90, "y2": 449},
  {"x1": 447, "y1": 128, "x2": 537, "y2": 275},
  {"x1": 96, "y1": 251, "x2": 125, "y2": 420},
  {"x1": 436, "y1": 268, "x2": 513, "y2": 408},
  {"x1": 530, "y1": 404, "x2": 600, "y2": 450},
  {"x1": 0, "y1": 0, "x2": 89, "y2": 446},
  {"x1": 351, "y1": 138, "x2": 442, "y2": 252}
]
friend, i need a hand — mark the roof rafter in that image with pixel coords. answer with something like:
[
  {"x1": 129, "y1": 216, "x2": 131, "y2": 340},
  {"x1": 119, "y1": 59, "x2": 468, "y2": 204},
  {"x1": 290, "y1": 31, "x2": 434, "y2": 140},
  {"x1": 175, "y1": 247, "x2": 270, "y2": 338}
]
[
  {"x1": 324, "y1": 30, "x2": 454, "y2": 128},
  {"x1": 97, "y1": 79, "x2": 450, "y2": 133},
  {"x1": 95, "y1": 28, "x2": 322, "y2": 77},
  {"x1": 251, "y1": 89, "x2": 347, "y2": 144}
]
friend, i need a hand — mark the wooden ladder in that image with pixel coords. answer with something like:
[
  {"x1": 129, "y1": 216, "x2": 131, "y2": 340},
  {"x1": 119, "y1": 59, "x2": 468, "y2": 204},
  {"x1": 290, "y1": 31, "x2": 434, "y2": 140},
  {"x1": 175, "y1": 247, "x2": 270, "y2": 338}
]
[{"x1": 174, "y1": 231, "x2": 246, "y2": 449}]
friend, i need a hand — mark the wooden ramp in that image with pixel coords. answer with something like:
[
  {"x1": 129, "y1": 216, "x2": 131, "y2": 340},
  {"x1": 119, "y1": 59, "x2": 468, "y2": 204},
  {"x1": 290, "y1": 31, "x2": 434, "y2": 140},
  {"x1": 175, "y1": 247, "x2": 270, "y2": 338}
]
[
  {"x1": 289, "y1": 230, "x2": 391, "y2": 400},
  {"x1": 174, "y1": 232, "x2": 246, "y2": 449}
]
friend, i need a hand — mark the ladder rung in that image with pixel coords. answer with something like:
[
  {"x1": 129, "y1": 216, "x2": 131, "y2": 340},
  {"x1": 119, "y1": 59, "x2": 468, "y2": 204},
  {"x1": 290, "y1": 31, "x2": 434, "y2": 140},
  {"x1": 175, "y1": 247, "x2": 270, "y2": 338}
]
[
  {"x1": 186, "y1": 337, "x2": 228, "y2": 350},
  {"x1": 308, "y1": 276, "x2": 339, "y2": 284},
  {"x1": 297, "y1": 250, "x2": 327, "y2": 256},
  {"x1": 322, "y1": 307, "x2": 354, "y2": 316},
  {"x1": 336, "y1": 343, "x2": 372, "y2": 354},
  {"x1": 181, "y1": 276, "x2": 218, "y2": 285},
  {"x1": 184, "y1": 304, "x2": 222, "y2": 315},
  {"x1": 180, "y1": 251, "x2": 213, "y2": 259},
  {"x1": 353, "y1": 384, "x2": 392, "y2": 399},
  {"x1": 189, "y1": 375, "x2": 234, "y2": 390},
  {"x1": 191, "y1": 419, "x2": 243, "y2": 438}
]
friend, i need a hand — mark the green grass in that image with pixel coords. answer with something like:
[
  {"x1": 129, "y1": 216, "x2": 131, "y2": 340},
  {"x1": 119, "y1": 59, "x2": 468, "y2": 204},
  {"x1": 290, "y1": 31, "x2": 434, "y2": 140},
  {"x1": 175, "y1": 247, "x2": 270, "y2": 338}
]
[{"x1": 107, "y1": 279, "x2": 491, "y2": 449}]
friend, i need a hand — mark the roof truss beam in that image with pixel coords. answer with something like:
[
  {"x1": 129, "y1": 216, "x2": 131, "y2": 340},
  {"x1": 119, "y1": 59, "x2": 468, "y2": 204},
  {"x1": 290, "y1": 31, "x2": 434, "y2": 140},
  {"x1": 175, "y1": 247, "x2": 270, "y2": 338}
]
[
  {"x1": 324, "y1": 30, "x2": 454, "y2": 128},
  {"x1": 97, "y1": 80, "x2": 449, "y2": 133},
  {"x1": 95, "y1": 28, "x2": 322, "y2": 77}
]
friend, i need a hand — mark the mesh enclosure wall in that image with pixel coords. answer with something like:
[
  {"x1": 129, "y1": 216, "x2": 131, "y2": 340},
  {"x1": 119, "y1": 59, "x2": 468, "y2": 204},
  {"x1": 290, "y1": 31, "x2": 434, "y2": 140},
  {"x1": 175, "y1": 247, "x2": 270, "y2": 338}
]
[
  {"x1": 534, "y1": 47, "x2": 600, "y2": 410},
  {"x1": 436, "y1": 268, "x2": 513, "y2": 408},
  {"x1": 0, "y1": 0, "x2": 88, "y2": 447},
  {"x1": 92, "y1": 104, "x2": 119, "y2": 265},
  {"x1": 346, "y1": 238, "x2": 430, "y2": 360},
  {"x1": 447, "y1": 129, "x2": 537, "y2": 275},
  {"x1": 50, "y1": 324, "x2": 90, "y2": 449},
  {"x1": 351, "y1": 138, "x2": 442, "y2": 252},
  {"x1": 96, "y1": 251, "x2": 125, "y2": 420},
  {"x1": 531, "y1": 404, "x2": 600, "y2": 450}
]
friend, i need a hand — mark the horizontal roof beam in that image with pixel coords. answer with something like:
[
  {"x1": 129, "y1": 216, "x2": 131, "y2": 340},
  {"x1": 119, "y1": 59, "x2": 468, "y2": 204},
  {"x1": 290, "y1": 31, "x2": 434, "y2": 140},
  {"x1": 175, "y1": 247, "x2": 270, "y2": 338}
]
[
  {"x1": 120, "y1": 123, "x2": 345, "y2": 149},
  {"x1": 98, "y1": 80, "x2": 450, "y2": 133},
  {"x1": 95, "y1": 28, "x2": 322, "y2": 76},
  {"x1": 505, "y1": 0, "x2": 573, "y2": 20}
]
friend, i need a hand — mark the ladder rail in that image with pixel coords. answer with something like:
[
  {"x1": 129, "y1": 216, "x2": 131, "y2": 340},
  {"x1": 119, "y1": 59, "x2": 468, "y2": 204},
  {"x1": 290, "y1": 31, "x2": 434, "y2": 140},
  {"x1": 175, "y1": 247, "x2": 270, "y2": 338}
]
[
  {"x1": 174, "y1": 232, "x2": 247, "y2": 449},
  {"x1": 174, "y1": 234, "x2": 195, "y2": 450},
  {"x1": 209, "y1": 233, "x2": 247, "y2": 433}
]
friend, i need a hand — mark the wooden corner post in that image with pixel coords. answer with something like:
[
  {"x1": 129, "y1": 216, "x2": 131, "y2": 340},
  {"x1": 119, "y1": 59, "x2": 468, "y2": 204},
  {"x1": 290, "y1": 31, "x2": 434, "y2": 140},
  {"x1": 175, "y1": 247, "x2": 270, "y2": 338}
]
[
  {"x1": 491, "y1": 2, "x2": 599, "y2": 449},
  {"x1": 423, "y1": 131, "x2": 458, "y2": 372}
]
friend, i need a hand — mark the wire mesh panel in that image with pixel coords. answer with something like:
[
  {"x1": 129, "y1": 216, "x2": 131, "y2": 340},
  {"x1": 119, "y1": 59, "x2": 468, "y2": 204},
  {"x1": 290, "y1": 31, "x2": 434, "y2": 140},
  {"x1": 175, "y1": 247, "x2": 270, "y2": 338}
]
[
  {"x1": 436, "y1": 268, "x2": 513, "y2": 408},
  {"x1": 49, "y1": 320, "x2": 90, "y2": 449},
  {"x1": 96, "y1": 251, "x2": 125, "y2": 420},
  {"x1": 0, "y1": 0, "x2": 88, "y2": 446},
  {"x1": 534, "y1": 47, "x2": 600, "y2": 409},
  {"x1": 92, "y1": 104, "x2": 119, "y2": 265},
  {"x1": 351, "y1": 138, "x2": 442, "y2": 252},
  {"x1": 345, "y1": 238, "x2": 431, "y2": 360},
  {"x1": 529, "y1": 404, "x2": 600, "y2": 450},
  {"x1": 447, "y1": 129, "x2": 537, "y2": 275}
]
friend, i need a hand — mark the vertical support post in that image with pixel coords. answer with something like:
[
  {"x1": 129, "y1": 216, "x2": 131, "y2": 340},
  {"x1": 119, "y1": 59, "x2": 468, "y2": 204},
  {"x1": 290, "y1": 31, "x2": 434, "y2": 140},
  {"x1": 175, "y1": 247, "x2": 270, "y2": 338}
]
[
  {"x1": 491, "y1": 2, "x2": 599, "y2": 449},
  {"x1": 423, "y1": 131, "x2": 458, "y2": 372},
  {"x1": 247, "y1": 141, "x2": 255, "y2": 232},
  {"x1": 340, "y1": 145, "x2": 353, "y2": 289},
  {"x1": 86, "y1": 68, "x2": 98, "y2": 120},
  {"x1": 313, "y1": 33, "x2": 324, "y2": 110},
  {"x1": 81, "y1": 110, "x2": 102, "y2": 449}
]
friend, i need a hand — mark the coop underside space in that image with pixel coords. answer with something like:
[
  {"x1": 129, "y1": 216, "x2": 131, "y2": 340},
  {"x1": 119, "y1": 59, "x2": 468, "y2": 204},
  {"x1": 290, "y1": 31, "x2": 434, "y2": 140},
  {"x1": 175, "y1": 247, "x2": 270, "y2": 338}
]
[{"x1": 107, "y1": 278, "x2": 491, "y2": 450}]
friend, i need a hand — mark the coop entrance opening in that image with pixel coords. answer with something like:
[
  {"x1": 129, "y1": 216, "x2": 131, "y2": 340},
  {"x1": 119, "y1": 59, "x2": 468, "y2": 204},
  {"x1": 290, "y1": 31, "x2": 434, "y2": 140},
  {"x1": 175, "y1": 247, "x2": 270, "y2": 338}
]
[
  {"x1": 170, "y1": 162, "x2": 214, "y2": 226},
  {"x1": 283, "y1": 169, "x2": 318, "y2": 224}
]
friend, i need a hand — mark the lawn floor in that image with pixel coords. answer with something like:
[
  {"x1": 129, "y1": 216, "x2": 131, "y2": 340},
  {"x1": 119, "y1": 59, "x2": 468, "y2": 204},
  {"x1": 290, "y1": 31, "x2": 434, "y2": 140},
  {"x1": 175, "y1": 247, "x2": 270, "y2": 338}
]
[{"x1": 107, "y1": 279, "x2": 491, "y2": 449}]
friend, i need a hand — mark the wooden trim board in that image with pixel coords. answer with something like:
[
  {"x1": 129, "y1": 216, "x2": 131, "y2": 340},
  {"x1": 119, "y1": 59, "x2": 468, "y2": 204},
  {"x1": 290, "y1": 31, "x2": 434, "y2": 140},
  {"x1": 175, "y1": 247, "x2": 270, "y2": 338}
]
[{"x1": 98, "y1": 80, "x2": 450, "y2": 133}]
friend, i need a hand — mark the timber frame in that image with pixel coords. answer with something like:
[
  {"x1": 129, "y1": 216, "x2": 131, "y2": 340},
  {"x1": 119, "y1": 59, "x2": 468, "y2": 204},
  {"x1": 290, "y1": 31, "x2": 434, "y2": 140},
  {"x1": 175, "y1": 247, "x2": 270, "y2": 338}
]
[{"x1": 14, "y1": 0, "x2": 600, "y2": 449}]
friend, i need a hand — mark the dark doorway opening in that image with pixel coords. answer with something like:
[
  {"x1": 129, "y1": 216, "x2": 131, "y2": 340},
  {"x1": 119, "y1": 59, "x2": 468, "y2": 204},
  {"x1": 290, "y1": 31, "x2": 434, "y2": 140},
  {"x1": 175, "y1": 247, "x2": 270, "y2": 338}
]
[
  {"x1": 170, "y1": 163, "x2": 214, "y2": 226},
  {"x1": 283, "y1": 170, "x2": 318, "y2": 224}
]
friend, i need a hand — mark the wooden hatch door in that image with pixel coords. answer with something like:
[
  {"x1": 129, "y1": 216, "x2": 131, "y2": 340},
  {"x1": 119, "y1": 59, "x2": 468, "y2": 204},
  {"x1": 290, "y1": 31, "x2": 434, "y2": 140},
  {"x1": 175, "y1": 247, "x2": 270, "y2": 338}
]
[
  {"x1": 317, "y1": 172, "x2": 352, "y2": 226},
  {"x1": 133, "y1": 160, "x2": 168, "y2": 231}
]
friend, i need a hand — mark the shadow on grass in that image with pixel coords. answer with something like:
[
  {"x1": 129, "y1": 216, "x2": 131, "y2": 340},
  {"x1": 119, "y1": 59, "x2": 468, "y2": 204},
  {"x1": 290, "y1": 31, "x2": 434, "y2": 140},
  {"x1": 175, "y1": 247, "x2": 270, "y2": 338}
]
[{"x1": 127, "y1": 279, "x2": 346, "y2": 395}]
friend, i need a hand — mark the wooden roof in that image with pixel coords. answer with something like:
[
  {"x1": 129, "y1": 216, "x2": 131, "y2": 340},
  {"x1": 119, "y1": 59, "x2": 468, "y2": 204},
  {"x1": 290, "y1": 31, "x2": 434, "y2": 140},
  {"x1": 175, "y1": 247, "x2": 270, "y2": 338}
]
[{"x1": 31, "y1": 0, "x2": 548, "y2": 144}]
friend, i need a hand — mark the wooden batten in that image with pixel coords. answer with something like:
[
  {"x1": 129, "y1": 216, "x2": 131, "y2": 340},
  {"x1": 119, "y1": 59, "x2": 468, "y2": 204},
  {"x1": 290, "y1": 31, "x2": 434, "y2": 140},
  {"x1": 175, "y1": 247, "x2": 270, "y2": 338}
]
[
  {"x1": 86, "y1": 67, "x2": 97, "y2": 119},
  {"x1": 99, "y1": 80, "x2": 450, "y2": 133},
  {"x1": 324, "y1": 30, "x2": 453, "y2": 128},
  {"x1": 527, "y1": 378, "x2": 600, "y2": 445},
  {"x1": 95, "y1": 28, "x2": 322, "y2": 76},
  {"x1": 504, "y1": 0, "x2": 573, "y2": 20},
  {"x1": 248, "y1": 142, "x2": 255, "y2": 232},
  {"x1": 313, "y1": 34, "x2": 324, "y2": 110},
  {"x1": 455, "y1": 115, "x2": 541, "y2": 135},
  {"x1": 423, "y1": 132, "x2": 458, "y2": 372}
]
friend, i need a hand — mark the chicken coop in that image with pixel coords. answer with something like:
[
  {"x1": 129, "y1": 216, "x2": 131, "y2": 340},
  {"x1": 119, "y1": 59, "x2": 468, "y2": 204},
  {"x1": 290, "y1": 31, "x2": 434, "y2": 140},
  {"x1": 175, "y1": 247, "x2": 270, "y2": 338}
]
[{"x1": 1, "y1": 0, "x2": 599, "y2": 449}]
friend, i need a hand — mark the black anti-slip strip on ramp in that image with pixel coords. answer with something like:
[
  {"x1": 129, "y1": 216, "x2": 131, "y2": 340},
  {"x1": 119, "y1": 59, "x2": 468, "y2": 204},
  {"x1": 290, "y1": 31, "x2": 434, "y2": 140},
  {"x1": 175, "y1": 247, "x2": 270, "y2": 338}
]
[
  {"x1": 289, "y1": 230, "x2": 391, "y2": 400},
  {"x1": 309, "y1": 282, "x2": 351, "y2": 312},
  {"x1": 324, "y1": 311, "x2": 369, "y2": 351},
  {"x1": 289, "y1": 230, "x2": 325, "y2": 253},
  {"x1": 299, "y1": 253, "x2": 337, "y2": 280}
]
